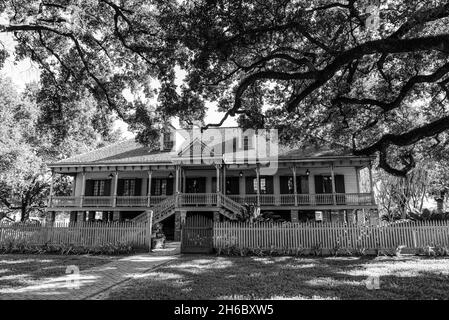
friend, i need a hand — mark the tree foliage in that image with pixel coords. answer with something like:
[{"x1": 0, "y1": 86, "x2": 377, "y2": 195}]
[
  {"x1": 0, "y1": 75, "x2": 121, "y2": 221},
  {"x1": 1, "y1": 1, "x2": 449, "y2": 175}
]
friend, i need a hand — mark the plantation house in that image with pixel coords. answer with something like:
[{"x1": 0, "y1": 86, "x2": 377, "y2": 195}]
[{"x1": 46, "y1": 126, "x2": 378, "y2": 241}]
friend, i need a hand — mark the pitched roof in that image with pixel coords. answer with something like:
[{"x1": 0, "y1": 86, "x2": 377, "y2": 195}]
[
  {"x1": 277, "y1": 144, "x2": 354, "y2": 160},
  {"x1": 51, "y1": 139, "x2": 172, "y2": 166},
  {"x1": 49, "y1": 138, "x2": 363, "y2": 167}
]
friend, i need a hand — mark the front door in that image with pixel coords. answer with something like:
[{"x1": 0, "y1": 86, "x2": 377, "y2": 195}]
[
  {"x1": 181, "y1": 213, "x2": 213, "y2": 253},
  {"x1": 186, "y1": 177, "x2": 206, "y2": 193}
]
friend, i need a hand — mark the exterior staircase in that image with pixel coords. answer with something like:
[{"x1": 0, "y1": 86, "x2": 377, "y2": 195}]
[
  {"x1": 132, "y1": 195, "x2": 176, "y2": 224},
  {"x1": 132, "y1": 193, "x2": 246, "y2": 224},
  {"x1": 217, "y1": 192, "x2": 245, "y2": 220}
]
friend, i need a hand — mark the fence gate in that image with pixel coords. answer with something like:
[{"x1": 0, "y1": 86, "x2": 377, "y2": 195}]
[{"x1": 181, "y1": 213, "x2": 213, "y2": 253}]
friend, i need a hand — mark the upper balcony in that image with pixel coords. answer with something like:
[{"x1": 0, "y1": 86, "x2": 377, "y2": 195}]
[{"x1": 49, "y1": 192, "x2": 376, "y2": 210}]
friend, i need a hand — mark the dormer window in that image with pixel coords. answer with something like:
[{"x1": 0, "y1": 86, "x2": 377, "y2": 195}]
[
  {"x1": 163, "y1": 132, "x2": 174, "y2": 150},
  {"x1": 243, "y1": 136, "x2": 252, "y2": 150}
]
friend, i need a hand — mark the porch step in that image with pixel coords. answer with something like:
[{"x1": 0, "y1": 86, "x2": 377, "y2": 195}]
[
  {"x1": 151, "y1": 241, "x2": 181, "y2": 256},
  {"x1": 218, "y1": 208, "x2": 239, "y2": 221}
]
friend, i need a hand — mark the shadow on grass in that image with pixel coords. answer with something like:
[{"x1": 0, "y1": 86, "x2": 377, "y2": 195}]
[
  {"x1": 106, "y1": 255, "x2": 449, "y2": 300},
  {"x1": 0, "y1": 254, "x2": 119, "y2": 297}
]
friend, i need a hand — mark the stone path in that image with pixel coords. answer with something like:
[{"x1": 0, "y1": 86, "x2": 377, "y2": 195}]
[{"x1": 2, "y1": 253, "x2": 178, "y2": 300}]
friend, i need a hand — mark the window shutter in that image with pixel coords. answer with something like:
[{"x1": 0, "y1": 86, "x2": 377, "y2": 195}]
[
  {"x1": 314, "y1": 176, "x2": 323, "y2": 194},
  {"x1": 117, "y1": 179, "x2": 125, "y2": 196},
  {"x1": 103, "y1": 179, "x2": 111, "y2": 196},
  {"x1": 134, "y1": 179, "x2": 142, "y2": 196},
  {"x1": 85, "y1": 180, "x2": 94, "y2": 196},
  {"x1": 335, "y1": 175, "x2": 345, "y2": 193},
  {"x1": 279, "y1": 176, "x2": 290, "y2": 194},
  {"x1": 265, "y1": 176, "x2": 274, "y2": 194},
  {"x1": 151, "y1": 179, "x2": 157, "y2": 196},
  {"x1": 167, "y1": 178, "x2": 174, "y2": 195},
  {"x1": 298, "y1": 176, "x2": 309, "y2": 194},
  {"x1": 245, "y1": 177, "x2": 256, "y2": 194}
]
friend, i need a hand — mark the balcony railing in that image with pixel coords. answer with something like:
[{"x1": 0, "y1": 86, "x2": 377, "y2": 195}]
[
  {"x1": 49, "y1": 192, "x2": 375, "y2": 208},
  {"x1": 227, "y1": 193, "x2": 374, "y2": 206}
]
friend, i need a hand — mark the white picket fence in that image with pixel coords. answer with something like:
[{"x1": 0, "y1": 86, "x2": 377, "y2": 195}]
[
  {"x1": 213, "y1": 220, "x2": 449, "y2": 252},
  {"x1": 0, "y1": 222, "x2": 149, "y2": 248}
]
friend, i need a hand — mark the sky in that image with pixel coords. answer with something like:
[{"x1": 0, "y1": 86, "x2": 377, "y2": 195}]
[{"x1": 0, "y1": 31, "x2": 237, "y2": 139}]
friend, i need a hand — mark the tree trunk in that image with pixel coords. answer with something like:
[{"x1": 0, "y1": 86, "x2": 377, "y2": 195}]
[
  {"x1": 20, "y1": 206, "x2": 28, "y2": 222},
  {"x1": 436, "y1": 198, "x2": 444, "y2": 214}
]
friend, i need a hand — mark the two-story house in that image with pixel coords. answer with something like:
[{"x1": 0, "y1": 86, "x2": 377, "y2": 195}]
[{"x1": 46, "y1": 126, "x2": 378, "y2": 241}]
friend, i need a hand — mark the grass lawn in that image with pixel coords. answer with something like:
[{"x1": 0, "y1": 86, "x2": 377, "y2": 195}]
[
  {"x1": 0, "y1": 254, "x2": 120, "y2": 297},
  {"x1": 105, "y1": 255, "x2": 449, "y2": 300}
]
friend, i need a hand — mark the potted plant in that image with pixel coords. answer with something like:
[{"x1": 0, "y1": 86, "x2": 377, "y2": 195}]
[{"x1": 151, "y1": 223, "x2": 166, "y2": 249}]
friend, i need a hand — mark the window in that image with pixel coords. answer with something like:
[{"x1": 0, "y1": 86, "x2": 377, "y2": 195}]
[
  {"x1": 243, "y1": 136, "x2": 252, "y2": 150},
  {"x1": 123, "y1": 179, "x2": 135, "y2": 196},
  {"x1": 245, "y1": 176, "x2": 273, "y2": 194},
  {"x1": 151, "y1": 178, "x2": 173, "y2": 196},
  {"x1": 93, "y1": 180, "x2": 105, "y2": 196},
  {"x1": 280, "y1": 176, "x2": 309, "y2": 194},
  {"x1": 85, "y1": 179, "x2": 111, "y2": 196},
  {"x1": 163, "y1": 132, "x2": 174, "y2": 150},
  {"x1": 117, "y1": 179, "x2": 142, "y2": 196},
  {"x1": 314, "y1": 175, "x2": 344, "y2": 194}
]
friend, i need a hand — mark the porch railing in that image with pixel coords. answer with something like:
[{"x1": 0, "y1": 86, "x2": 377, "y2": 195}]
[
  {"x1": 178, "y1": 193, "x2": 218, "y2": 206},
  {"x1": 82, "y1": 196, "x2": 113, "y2": 207},
  {"x1": 116, "y1": 196, "x2": 148, "y2": 207},
  {"x1": 49, "y1": 192, "x2": 375, "y2": 208}
]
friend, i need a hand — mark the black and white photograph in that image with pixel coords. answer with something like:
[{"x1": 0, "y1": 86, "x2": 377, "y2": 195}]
[{"x1": 0, "y1": 0, "x2": 448, "y2": 311}]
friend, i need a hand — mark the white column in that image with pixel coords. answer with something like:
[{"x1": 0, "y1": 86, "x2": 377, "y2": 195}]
[
  {"x1": 292, "y1": 166, "x2": 298, "y2": 206},
  {"x1": 182, "y1": 167, "x2": 186, "y2": 193},
  {"x1": 215, "y1": 165, "x2": 220, "y2": 193},
  {"x1": 175, "y1": 166, "x2": 180, "y2": 207},
  {"x1": 273, "y1": 174, "x2": 280, "y2": 206},
  {"x1": 113, "y1": 171, "x2": 118, "y2": 207},
  {"x1": 331, "y1": 163, "x2": 336, "y2": 205},
  {"x1": 147, "y1": 170, "x2": 152, "y2": 207},
  {"x1": 369, "y1": 162, "x2": 375, "y2": 204},
  {"x1": 175, "y1": 166, "x2": 179, "y2": 193},
  {"x1": 48, "y1": 169, "x2": 55, "y2": 208},
  {"x1": 256, "y1": 165, "x2": 260, "y2": 207},
  {"x1": 80, "y1": 171, "x2": 86, "y2": 207},
  {"x1": 222, "y1": 164, "x2": 227, "y2": 194}
]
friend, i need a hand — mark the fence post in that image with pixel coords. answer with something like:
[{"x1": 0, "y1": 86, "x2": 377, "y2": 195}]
[
  {"x1": 147, "y1": 210, "x2": 153, "y2": 252},
  {"x1": 412, "y1": 229, "x2": 417, "y2": 248}
]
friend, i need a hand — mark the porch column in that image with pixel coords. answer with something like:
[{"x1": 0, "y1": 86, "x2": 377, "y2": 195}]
[
  {"x1": 71, "y1": 173, "x2": 77, "y2": 197},
  {"x1": 48, "y1": 169, "x2": 55, "y2": 208},
  {"x1": 256, "y1": 165, "x2": 260, "y2": 207},
  {"x1": 216, "y1": 164, "x2": 221, "y2": 206},
  {"x1": 113, "y1": 170, "x2": 119, "y2": 207},
  {"x1": 175, "y1": 166, "x2": 180, "y2": 208},
  {"x1": 222, "y1": 164, "x2": 227, "y2": 194},
  {"x1": 215, "y1": 165, "x2": 220, "y2": 193},
  {"x1": 369, "y1": 162, "x2": 375, "y2": 204},
  {"x1": 182, "y1": 167, "x2": 186, "y2": 193},
  {"x1": 292, "y1": 166, "x2": 298, "y2": 206},
  {"x1": 80, "y1": 171, "x2": 86, "y2": 207},
  {"x1": 175, "y1": 166, "x2": 179, "y2": 193},
  {"x1": 355, "y1": 167, "x2": 361, "y2": 205},
  {"x1": 147, "y1": 170, "x2": 152, "y2": 207},
  {"x1": 174, "y1": 210, "x2": 186, "y2": 241},
  {"x1": 330, "y1": 163, "x2": 336, "y2": 205}
]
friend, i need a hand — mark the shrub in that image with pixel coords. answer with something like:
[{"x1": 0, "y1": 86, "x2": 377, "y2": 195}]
[{"x1": 0, "y1": 240, "x2": 135, "y2": 255}]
